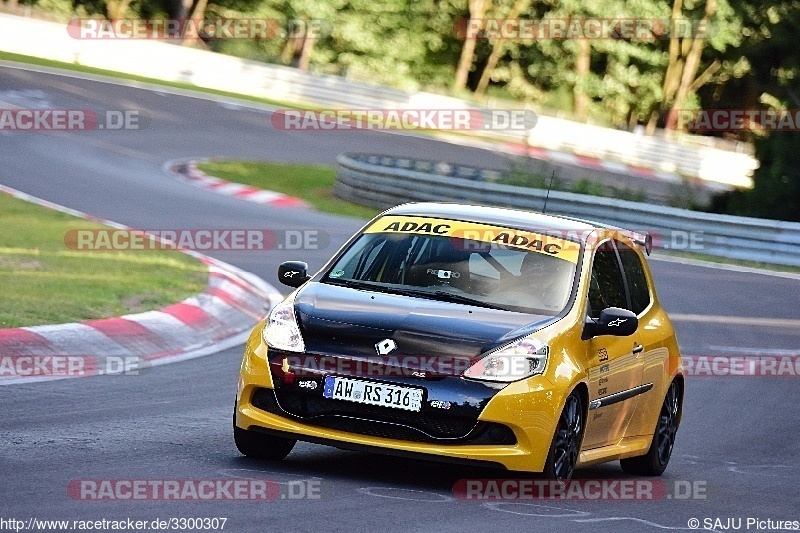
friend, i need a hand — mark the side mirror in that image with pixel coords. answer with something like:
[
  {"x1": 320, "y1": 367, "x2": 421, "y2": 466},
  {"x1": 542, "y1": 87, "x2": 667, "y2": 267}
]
[
  {"x1": 583, "y1": 307, "x2": 638, "y2": 339},
  {"x1": 278, "y1": 261, "x2": 310, "y2": 288}
]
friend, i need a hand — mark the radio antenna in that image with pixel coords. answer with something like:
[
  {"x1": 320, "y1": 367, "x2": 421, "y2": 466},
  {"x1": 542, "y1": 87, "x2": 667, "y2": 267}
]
[{"x1": 542, "y1": 171, "x2": 556, "y2": 214}]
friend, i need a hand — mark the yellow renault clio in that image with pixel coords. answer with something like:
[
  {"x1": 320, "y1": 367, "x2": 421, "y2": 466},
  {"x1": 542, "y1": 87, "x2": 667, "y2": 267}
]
[{"x1": 234, "y1": 203, "x2": 684, "y2": 480}]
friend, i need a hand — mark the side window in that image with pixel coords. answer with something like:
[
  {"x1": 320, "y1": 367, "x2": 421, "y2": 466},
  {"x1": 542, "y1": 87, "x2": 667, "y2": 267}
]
[
  {"x1": 339, "y1": 235, "x2": 386, "y2": 279},
  {"x1": 617, "y1": 241, "x2": 651, "y2": 315},
  {"x1": 587, "y1": 242, "x2": 627, "y2": 318}
]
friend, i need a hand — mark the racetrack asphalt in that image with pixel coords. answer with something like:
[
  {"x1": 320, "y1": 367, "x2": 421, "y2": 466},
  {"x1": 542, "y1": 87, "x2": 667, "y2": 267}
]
[{"x1": 1, "y1": 64, "x2": 799, "y2": 533}]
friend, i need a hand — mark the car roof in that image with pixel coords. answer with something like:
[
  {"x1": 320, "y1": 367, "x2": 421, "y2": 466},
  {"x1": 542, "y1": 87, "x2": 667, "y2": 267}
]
[
  {"x1": 380, "y1": 203, "x2": 652, "y2": 255},
  {"x1": 384, "y1": 202, "x2": 601, "y2": 233}
]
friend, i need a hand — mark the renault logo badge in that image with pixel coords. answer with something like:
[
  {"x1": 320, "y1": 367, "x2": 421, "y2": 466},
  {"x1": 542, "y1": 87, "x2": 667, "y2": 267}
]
[{"x1": 375, "y1": 339, "x2": 397, "y2": 355}]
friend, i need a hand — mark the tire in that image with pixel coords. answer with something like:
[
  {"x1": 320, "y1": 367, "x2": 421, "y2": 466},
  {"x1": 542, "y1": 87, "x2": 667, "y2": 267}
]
[
  {"x1": 620, "y1": 380, "x2": 681, "y2": 476},
  {"x1": 542, "y1": 389, "x2": 585, "y2": 481},
  {"x1": 233, "y1": 406, "x2": 296, "y2": 460}
]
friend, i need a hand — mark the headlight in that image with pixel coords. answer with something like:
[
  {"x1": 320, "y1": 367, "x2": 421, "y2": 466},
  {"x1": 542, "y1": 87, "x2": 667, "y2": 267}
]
[
  {"x1": 463, "y1": 337, "x2": 549, "y2": 382},
  {"x1": 262, "y1": 298, "x2": 305, "y2": 352}
]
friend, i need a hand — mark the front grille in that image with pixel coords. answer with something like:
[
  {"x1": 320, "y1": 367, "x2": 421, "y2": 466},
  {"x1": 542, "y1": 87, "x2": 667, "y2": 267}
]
[{"x1": 251, "y1": 387, "x2": 516, "y2": 445}]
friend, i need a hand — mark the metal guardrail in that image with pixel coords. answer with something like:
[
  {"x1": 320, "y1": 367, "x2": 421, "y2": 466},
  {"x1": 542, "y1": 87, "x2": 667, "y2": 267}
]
[{"x1": 335, "y1": 153, "x2": 800, "y2": 267}]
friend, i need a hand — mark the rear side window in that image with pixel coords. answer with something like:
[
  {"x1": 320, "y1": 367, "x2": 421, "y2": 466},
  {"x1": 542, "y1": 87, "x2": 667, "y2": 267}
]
[
  {"x1": 617, "y1": 241, "x2": 651, "y2": 315},
  {"x1": 587, "y1": 242, "x2": 627, "y2": 318}
]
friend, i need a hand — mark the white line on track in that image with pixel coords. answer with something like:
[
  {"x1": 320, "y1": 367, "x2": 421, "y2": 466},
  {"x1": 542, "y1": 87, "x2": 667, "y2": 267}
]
[
  {"x1": 704, "y1": 346, "x2": 800, "y2": 355},
  {"x1": 482, "y1": 501, "x2": 589, "y2": 518},
  {"x1": 651, "y1": 253, "x2": 800, "y2": 280},
  {"x1": 483, "y1": 502, "x2": 705, "y2": 530},
  {"x1": 358, "y1": 487, "x2": 454, "y2": 502},
  {"x1": 217, "y1": 468, "x2": 322, "y2": 485},
  {"x1": 669, "y1": 314, "x2": 800, "y2": 328},
  {"x1": 573, "y1": 517, "x2": 699, "y2": 530}
]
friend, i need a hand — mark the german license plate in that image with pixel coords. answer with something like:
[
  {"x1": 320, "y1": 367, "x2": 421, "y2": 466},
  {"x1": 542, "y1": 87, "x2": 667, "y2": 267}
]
[{"x1": 322, "y1": 376, "x2": 423, "y2": 412}]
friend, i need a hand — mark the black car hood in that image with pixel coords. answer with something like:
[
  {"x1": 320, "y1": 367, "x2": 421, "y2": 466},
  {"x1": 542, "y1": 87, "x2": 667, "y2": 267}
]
[{"x1": 293, "y1": 282, "x2": 554, "y2": 366}]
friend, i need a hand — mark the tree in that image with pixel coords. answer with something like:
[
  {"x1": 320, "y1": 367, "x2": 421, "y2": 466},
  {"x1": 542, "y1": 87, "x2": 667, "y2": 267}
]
[
  {"x1": 453, "y1": 0, "x2": 490, "y2": 91},
  {"x1": 485, "y1": 0, "x2": 669, "y2": 125},
  {"x1": 104, "y1": 0, "x2": 132, "y2": 20},
  {"x1": 474, "y1": 0, "x2": 531, "y2": 96},
  {"x1": 652, "y1": 0, "x2": 742, "y2": 132}
]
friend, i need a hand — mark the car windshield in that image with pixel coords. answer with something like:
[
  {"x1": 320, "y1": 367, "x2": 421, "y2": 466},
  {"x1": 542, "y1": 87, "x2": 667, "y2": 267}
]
[{"x1": 323, "y1": 217, "x2": 580, "y2": 315}]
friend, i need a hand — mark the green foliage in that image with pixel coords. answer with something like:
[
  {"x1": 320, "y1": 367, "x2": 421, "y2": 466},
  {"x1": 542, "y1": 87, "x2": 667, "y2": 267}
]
[
  {"x1": 197, "y1": 161, "x2": 380, "y2": 219},
  {"x1": 499, "y1": 163, "x2": 561, "y2": 189},
  {"x1": 571, "y1": 178, "x2": 607, "y2": 197},
  {"x1": 724, "y1": 132, "x2": 800, "y2": 221},
  {"x1": 499, "y1": 160, "x2": 648, "y2": 202},
  {"x1": 705, "y1": 0, "x2": 800, "y2": 221}
]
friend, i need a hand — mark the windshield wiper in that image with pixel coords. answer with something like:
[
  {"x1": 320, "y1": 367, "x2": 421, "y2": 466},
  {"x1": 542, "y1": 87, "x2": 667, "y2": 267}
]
[
  {"x1": 327, "y1": 279, "x2": 507, "y2": 310},
  {"x1": 385, "y1": 287, "x2": 506, "y2": 310},
  {"x1": 325, "y1": 278, "x2": 410, "y2": 294},
  {"x1": 430, "y1": 290, "x2": 507, "y2": 310}
]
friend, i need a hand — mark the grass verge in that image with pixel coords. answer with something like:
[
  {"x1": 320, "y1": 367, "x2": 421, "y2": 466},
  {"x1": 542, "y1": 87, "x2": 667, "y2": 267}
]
[
  {"x1": 197, "y1": 160, "x2": 380, "y2": 220},
  {"x1": 0, "y1": 193, "x2": 207, "y2": 328}
]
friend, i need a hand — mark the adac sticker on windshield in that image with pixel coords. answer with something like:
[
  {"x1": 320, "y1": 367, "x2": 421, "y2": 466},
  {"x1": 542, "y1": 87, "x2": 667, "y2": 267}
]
[{"x1": 364, "y1": 216, "x2": 580, "y2": 264}]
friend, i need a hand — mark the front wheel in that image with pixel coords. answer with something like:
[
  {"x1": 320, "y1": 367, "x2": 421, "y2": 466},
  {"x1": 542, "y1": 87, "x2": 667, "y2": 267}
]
[
  {"x1": 233, "y1": 406, "x2": 296, "y2": 460},
  {"x1": 542, "y1": 389, "x2": 585, "y2": 481},
  {"x1": 620, "y1": 380, "x2": 681, "y2": 476}
]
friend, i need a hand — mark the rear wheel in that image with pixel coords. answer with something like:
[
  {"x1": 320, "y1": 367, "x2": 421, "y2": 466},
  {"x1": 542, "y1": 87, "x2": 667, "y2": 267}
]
[
  {"x1": 620, "y1": 380, "x2": 681, "y2": 476},
  {"x1": 233, "y1": 405, "x2": 296, "y2": 460},
  {"x1": 542, "y1": 389, "x2": 585, "y2": 481}
]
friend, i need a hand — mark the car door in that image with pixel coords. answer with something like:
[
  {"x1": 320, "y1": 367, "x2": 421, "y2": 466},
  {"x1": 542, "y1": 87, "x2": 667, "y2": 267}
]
[
  {"x1": 615, "y1": 239, "x2": 667, "y2": 438},
  {"x1": 582, "y1": 240, "x2": 645, "y2": 449}
]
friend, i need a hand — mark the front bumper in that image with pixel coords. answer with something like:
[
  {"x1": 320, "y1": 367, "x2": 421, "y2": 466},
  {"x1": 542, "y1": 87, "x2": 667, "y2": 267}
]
[{"x1": 235, "y1": 325, "x2": 564, "y2": 473}]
